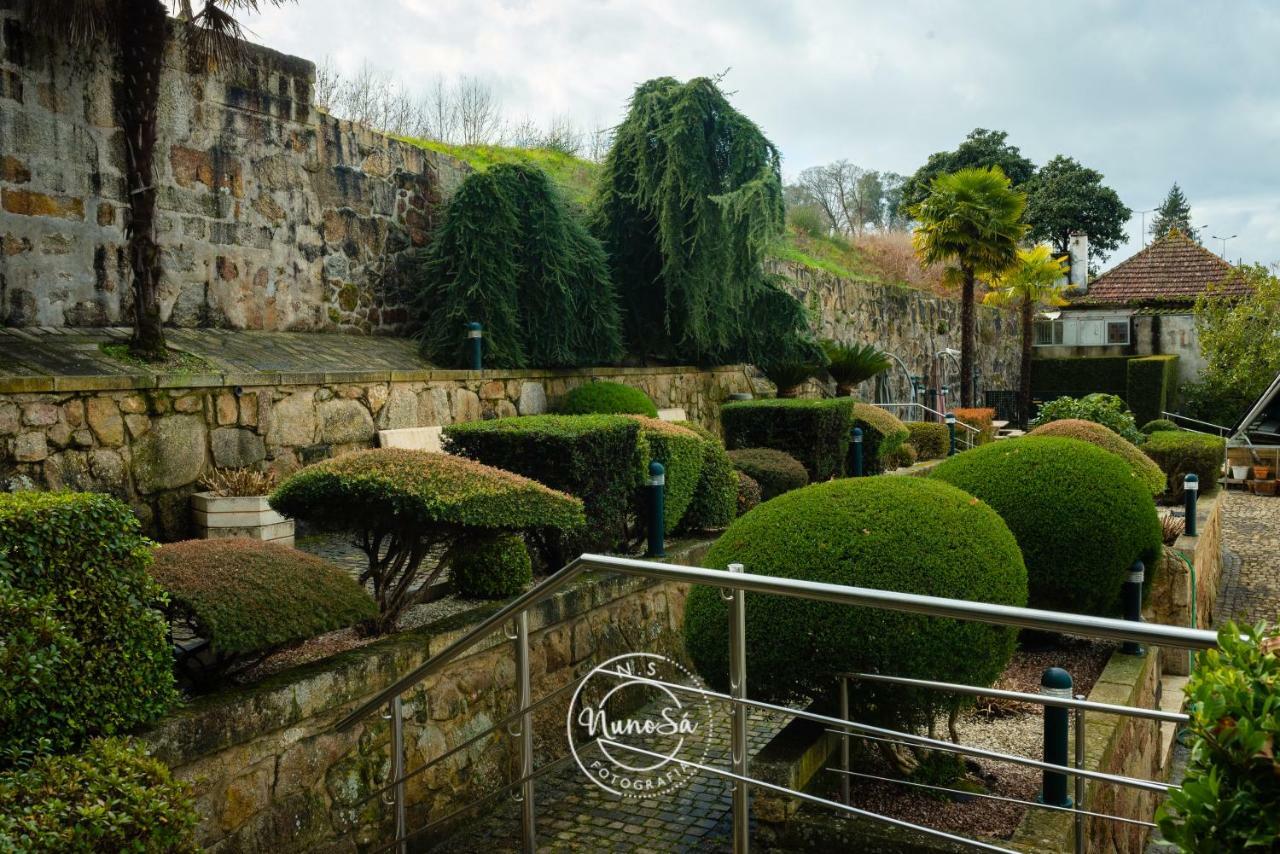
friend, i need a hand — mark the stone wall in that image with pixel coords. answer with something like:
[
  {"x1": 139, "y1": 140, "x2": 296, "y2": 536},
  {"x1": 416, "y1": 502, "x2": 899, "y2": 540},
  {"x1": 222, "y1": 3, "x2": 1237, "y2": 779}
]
[
  {"x1": 1147, "y1": 492, "x2": 1225, "y2": 676},
  {"x1": 143, "y1": 550, "x2": 705, "y2": 853},
  {"x1": 0, "y1": 5, "x2": 468, "y2": 333},
  {"x1": 0, "y1": 364, "x2": 750, "y2": 538}
]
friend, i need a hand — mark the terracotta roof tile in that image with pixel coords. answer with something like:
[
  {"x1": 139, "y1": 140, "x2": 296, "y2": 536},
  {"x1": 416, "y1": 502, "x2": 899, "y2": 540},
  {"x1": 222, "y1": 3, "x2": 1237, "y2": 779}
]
[{"x1": 1072, "y1": 231, "x2": 1247, "y2": 306}]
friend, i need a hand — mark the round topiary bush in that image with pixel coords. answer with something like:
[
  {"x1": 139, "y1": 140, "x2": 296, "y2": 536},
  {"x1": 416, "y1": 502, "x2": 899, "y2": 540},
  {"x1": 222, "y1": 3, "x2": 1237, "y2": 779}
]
[
  {"x1": 1028, "y1": 419, "x2": 1167, "y2": 495},
  {"x1": 559, "y1": 381, "x2": 658, "y2": 417},
  {"x1": 931, "y1": 437, "x2": 1162, "y2": 616},
  {"x1": 675, "y1": 421, "x2": 738, "y2": 532},
  {"x1": 851, "y1": 402, "x2": 910, "y2": 474},
  {"x1": 1141, "y1": 418, "x2": 1180, "y2": 435},
  {"x1": 453, "y1": 533, "x2": 532, "y2": 599},
  {"x1": 684, "y1": 477, "x2": 1027, "y2": 733},
  {"x1": 889, "y1": 442, "x2": 918, "y2": 470},
  {"x1": 735, "y1": 472, "x2": 761, "y2": 516},
  {"x1": 727, "y1": 448, "x2": 809, "y2": 500},
  {"x1": 906, "y1": 421, "x2": 949, "y2": 460}
]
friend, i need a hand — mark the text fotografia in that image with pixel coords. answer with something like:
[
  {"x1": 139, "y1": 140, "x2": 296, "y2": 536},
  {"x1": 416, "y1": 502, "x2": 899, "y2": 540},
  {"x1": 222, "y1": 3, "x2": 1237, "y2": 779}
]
[{"x1": 567, "y1": 652, "x2": 715, "y2": 799}]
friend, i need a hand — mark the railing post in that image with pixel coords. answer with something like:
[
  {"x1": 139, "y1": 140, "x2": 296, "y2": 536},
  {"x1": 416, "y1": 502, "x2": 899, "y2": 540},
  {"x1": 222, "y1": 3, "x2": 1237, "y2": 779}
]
[
  {"x1": 728, "y1": 562, "x2": 750, "y2": 853},
  {"x1": 1038, "y1": 667, "x2": 1073, "y2": 808},
  {"x1": 1122, "y1": 560, "x2": 1145, "y2": 656},
  {"x1": 945, "y1": 413, "x2": 957, "y2": 456},
  {"x1": 1184, "y1": 474, "x2": 1199, "y2": 537},
  {"x1": 646, "y1": 461, "x2": 665, "y2": 558},
  {"x1": 1073, "y1": 695, "x2": 1086, "y2": 854},
  {"x1": 466, "y1": 321, "x2": 483, "y2": 370},
  {"x1": 851, "y1": 427, "x2": 864, "y2": 477},
  {"x1": 515, "y1": 611, "x2": 536, "y2": 853},
  {"x1": 839, "y1": 676, "x2": 850, "y2": 805},
  {"x1": 389, "y1": 696, "x2": 406, "y2": 854}
]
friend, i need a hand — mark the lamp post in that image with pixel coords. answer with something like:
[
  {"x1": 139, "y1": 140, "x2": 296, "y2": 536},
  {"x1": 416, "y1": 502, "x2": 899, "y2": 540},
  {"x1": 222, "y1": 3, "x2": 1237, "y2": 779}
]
[
  {"x1": 1210, "y1": 234, "x2": 1237, "y2": 259},
  {"x1": 1136, "y1": 207, "x2": 1157, "y2": 247}
]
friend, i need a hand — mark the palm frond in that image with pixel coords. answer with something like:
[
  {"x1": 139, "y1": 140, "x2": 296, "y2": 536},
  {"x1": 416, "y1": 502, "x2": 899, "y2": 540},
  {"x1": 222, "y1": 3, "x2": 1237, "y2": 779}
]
[
  {"x1": 822, "y1": 340, "x2": 891, "y2": 387},
  {"x1": 183, "y1": 0, "x2": 295, "y2": 69},
  {"x1": 25, "y1": 0, "x2": 121, "y2": 46}
]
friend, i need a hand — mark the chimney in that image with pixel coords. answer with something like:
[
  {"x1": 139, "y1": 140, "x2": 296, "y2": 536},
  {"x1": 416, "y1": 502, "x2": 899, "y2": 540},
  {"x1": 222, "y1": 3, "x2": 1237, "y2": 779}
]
[{"x1": 1068, "y1": 231, "x2": 1089, "y2": 291}]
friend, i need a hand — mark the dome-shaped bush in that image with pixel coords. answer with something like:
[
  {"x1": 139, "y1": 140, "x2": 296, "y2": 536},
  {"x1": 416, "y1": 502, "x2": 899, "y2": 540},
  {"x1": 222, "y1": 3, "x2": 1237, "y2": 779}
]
[
  {"x1": 453, "y1": 533, "x2": 532, "y2": 599},
  {"x1": 684, "y1": 477, "x2": 1027, "y2": 731},
  {"x1": 558, "y1": 381, "x2": 658, "y2": 417},
  {"x1": 931, "y1": 437, "x2": 1162, "y2": 616},
  {"x1": 1028, "y1": 419, "x2": 1167, "y2": 495},
  {"x1": 1140, "y1": 418, "x2": 1180, "y2": 435},
  {"x1": 735, "y1": 472, "x2": 761, "y2": 516},
  {"x1": 727, "y1": 448, "x2": 809, "y2": 500}
]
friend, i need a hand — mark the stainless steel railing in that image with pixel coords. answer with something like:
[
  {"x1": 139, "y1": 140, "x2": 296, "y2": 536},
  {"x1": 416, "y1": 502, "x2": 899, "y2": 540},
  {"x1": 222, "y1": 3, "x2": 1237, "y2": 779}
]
[
  {"x1": 337, "y1": 554, "x2": 1217, "y2": 853},
  {"x1": 876, "y1": 401, "x2": 982, "y2": 448}
]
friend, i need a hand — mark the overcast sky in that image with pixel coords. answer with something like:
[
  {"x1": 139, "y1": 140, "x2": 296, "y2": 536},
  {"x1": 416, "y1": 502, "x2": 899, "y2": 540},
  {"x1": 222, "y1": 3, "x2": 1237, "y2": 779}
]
[{"x1": 248, "y1": 0, "x2": 1279, "y2": 271}]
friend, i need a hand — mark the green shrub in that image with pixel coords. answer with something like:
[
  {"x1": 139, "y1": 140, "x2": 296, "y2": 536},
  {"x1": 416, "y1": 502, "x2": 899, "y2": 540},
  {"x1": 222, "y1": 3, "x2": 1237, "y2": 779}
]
[
  {"x1": 1028, "y1": 419, "x2": 1167, "y2": 495},
  {"x1": 1126, "y1": 355, "x2": 1179, "y2": 427},
  {"x1": 0, "y1": 493, "x2": 175, "y2": 756},
  {"x1": 1029, "y1": 393, "x2": 1144, "y2": 444},
  {"x1": 558, "y1": 381, "x2": 658, "y2": 417},
  {"x1": 1157, "y1": 621, "x2": 1280, "y2": 851},
  {"x1": 735, "y1": 473, "x2": 761, "y2": 516},
  {"x1": 151, "y1": 539, "x2": 377, "y2": 679},
  {"x1": 762, "y1": 361, "x2": 820, "y2": 395},
  {"x1": 727, "y1": 448, "x2": 809, "y2": 500},
  {"x1": 684, "y1": 477, "x2": 1026, "y2": 734},
  {"x1": 1140, "y1": 418, "x2": 1180, "y2": 434},
  {"x1": 821, "y1": 340, "x2": 891, "y2": 393},
  {"x1": 0, "y1": 737, "x2": 198, "y2": 853},
  {"x1": 453, "y1": 533, "x2": 532, "y2": 599},
  {"x1": 851, "y1": 402, "x2": 909, "y2": 474},
  {"x1": 906, "y1": 421, "x2": 950, "y2": 460},
  {"x1": 931, "y1": 437, "x2": 1162, "y2": 616},
  {"x1": 1142, "y1": 431, "x2": 1226, "y2": 501},
  {"x1": 889, "y1": 442, "x2": 918, "y2": 469},
  {"x1": 0, "y1": 581, "x2": 79, "y2": 764},
  {"x1": 1031, "y1": 355, "x2": 1130, "y2": 399},
  {"x1": 628, "y1": 417, "x2": 704, "y2": 532},
  {"x1": 443, "y1": 415, "x2": 641, "y2": 564},
  {"x1": 271, "y1": 449, "x2": 583, "y2": 632},
  {"x1": 721, "y1": 398, "x2": 854, "y2": 481},
  {"x1": 675, "y1": 421, "x2": 738, "y2": 532}
]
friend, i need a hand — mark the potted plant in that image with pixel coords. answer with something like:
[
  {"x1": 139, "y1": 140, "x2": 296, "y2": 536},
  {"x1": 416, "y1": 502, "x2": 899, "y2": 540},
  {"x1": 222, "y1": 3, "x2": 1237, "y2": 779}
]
[
  {"x1": 1230, "y1": 464, "x2": 1251, "y2": 481},
  {"x1": 192, "y1": 467, "x2": 293, "y2": 545},
  {"x1": 762, "y1": 361, "x2": 819, "y2": 398},
  {"x1": 1253, "y1": 464, "x2": 1274, "y2": 480}
]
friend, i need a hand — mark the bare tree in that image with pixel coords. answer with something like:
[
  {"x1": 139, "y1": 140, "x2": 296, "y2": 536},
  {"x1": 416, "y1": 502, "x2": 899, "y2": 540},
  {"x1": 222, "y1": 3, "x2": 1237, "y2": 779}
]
[
  {"x1": 454, "y1": 75, "x2": 502, "y2": 145},
  {"x1": 586, "y1": 122, "x2": 613, "y2": 163},
  {"x1": 541, "y1": 113, "x2": 583, "y2": 155}
]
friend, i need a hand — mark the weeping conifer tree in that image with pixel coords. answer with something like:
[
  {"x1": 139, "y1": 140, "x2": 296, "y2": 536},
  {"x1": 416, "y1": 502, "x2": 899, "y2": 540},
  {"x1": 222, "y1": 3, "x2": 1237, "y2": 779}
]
[
  {"x1": 415, "y1": 164, "x2": 624, "y2": 369},
  {"x1": 593, "y1": 76, "x2": 819, "y2": 367}
]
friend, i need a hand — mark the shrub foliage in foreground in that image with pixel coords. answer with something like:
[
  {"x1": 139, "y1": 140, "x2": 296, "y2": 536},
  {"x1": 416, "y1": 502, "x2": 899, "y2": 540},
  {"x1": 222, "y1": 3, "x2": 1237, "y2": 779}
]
[
  {"x1": 0, "y1": 738, "x2": 197, "y2": 853},
  {"x1": 1029, "y1": 392, "x2": 1143, "y2": 444},
  {"x1": 1157, "y1": 621, "x2": 1280, "y2": 851},
  {"x1": 151, "y1": 539, "x2": 378, "y2": 678},
  {"x1": 931, "y1": 437, "x2": 1162, "y2": 616},
  {"x1": 558, "y1": 381, "x2": 658, "y2": 417},
  {"x1": 0, "y1": 492, "x2": 174, "y2": 756},
  {"x1": 628, "y1": 417, "x2": 705, "y2": 533},
  {"x1": 1142, "y1": 431, "x2": 1226, "y2": 502},
  {"x1": 684, "y1": 477, "x2": 1027, "y2": 737},
  {"x1": 453, "y1": 533, "x2": 533, "y2": 599},
  {"x1": 0, "y1": 581, "x2": 79, "y2": 762},
  {"x1": 271, "y1": 449, "x2": 584, "y2": 632},
  {"x1": 726, "y1": 448, "x2": 809, "y2": 500},
  {"x1": 850, "y1": 402, "x2": 909, "y2": 474},
  {"x1": 443, "y1": 415, "x2": 641, "y2": 564},
  {"x1": 1028, "y1": 418, "x2": 1167, "y2": 495},
  {"x1": 675, "y1": 421, "x2": 738, "y2": 532}
]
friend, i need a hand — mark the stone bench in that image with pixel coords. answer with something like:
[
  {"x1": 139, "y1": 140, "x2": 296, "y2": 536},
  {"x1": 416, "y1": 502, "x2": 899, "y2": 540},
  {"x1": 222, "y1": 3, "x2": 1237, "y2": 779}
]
[
  {"x1": 656, "y1": 408, "x2": 687, "y2": 422},
  {"x1": 378, "y1": 426, "x2": 444, "y2": 452}
]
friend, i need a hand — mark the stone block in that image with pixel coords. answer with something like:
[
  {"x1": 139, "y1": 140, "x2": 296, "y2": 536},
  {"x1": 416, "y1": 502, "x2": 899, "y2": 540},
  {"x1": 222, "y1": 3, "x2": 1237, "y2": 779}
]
[
  {"x1": 0, "y1": 402, "x2": 19, "y2": 435},
  {"x1": 1, "y1": 187, "x2": 84, "y2": 220},
  {"x1": 85, "y1": 396, "x2": 124, "y2": 446},
  {"x1": 211, "y1": 427, "x2": 267, "y2": 468},
  {"x1": 14, "y1": 431, "x2": 47, "y2": 461},
  {"x1": 417, "y1": 387, "x2": 451, "y2": 426},
  {"x1": 517, "y1": 382, "x2": 546, "y2": 415},
  {"x1": 173, "y1": 394, "x2": 204, "y2": 413},
  {"x1": 317, "y1": 398, "x2": 375, "y2": 444},
  {"x1": 267, "y1": 392, "x2": 318, "y2": 447},
  {"x1": 379, "y1": 386, "x2": 417, "y2": 430},
  {"x1": 132, "y1": 415, "x2": 208, "y2": 494},
  {"x1": 452, "y1": 388, "x2": 480, "y2": 423},
  {"x1": 21, "y1": 402, "x2": 59, "y2": 426},
  {"x1": 215, "y1": 393, "x2": 238, "y2": 425}
]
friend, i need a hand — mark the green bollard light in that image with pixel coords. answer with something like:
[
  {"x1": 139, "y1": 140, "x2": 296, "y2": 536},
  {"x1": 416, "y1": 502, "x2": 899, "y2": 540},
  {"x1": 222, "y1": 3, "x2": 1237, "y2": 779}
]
[
  {"x1": 945, "y1": 413, "x2": 957, "y2": 456},
  {"x1": 1122, "y1": 560, "x2": 1145, "y2": 656},
  {"x1": 646, "y1": 461, "x2": 665, "y2": 558},
  {"x1": 1184, "y1": 474, "x2": 1199, "y2": 537},
  {"x1": 1038, "y1": 667, "x2": 1073, "y2": 808},
  {"x1": 852, "y1": 427, "x2": 864, "y2": 477},
  {"x1": 466, "y1": 321, "x2": 483, "y2": 370}
]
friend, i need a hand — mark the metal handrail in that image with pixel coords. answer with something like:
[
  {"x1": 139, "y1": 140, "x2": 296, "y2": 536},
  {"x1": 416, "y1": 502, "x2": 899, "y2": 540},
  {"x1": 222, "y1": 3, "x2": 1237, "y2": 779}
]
[
  {"x1": 1162, "y1": 410, "x2": 1232, "y2": 436},
  {"x1": 877, "y1": 401, "x2": 982, "y2": 433}
]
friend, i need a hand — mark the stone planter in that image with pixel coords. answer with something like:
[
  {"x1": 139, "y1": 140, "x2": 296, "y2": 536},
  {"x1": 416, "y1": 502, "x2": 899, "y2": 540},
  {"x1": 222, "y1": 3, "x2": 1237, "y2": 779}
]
[{"x1": 191, "y1": 492, "x2": 293, "y2": 545}]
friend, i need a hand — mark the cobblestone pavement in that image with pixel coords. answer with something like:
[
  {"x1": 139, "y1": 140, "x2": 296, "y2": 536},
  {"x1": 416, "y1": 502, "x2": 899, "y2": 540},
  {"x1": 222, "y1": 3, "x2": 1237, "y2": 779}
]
[{"x1": 1214, "y1": 492, "x2": 1280, "y2": 626}]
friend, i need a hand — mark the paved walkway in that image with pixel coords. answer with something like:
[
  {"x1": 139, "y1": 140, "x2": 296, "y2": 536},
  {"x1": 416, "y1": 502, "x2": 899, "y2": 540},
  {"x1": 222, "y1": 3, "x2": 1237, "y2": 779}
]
[{"x1": 1214, "y1": 492, "x2": 1280, "y2": 626}]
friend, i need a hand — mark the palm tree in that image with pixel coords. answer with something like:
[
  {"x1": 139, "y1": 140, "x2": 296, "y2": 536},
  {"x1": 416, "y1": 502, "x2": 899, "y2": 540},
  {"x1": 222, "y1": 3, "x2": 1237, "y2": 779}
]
[
  {"x1": 982, "y1": 246, "x2": 1069, "y2": 426},
  {"x1": 910, "y1": 167, "x2": 1027, "y2": 407},
  {"x1": 26, "y1": 1, "x2": 290, "y2": 360}
]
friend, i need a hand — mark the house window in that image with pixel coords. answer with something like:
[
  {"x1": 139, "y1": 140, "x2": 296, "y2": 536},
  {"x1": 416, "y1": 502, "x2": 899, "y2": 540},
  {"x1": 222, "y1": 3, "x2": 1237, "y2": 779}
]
[
  {"x1": 1106, "y1": 320, "x2": 1130, "y2": 345},
  {"x1": 1034, "y1": 320, "x2": 1063, "y2": 346}
]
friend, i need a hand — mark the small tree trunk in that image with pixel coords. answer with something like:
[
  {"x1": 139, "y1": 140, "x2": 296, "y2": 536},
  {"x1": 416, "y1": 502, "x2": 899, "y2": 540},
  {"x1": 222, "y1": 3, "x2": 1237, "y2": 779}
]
[
  {"x1": 960, "y1": 266, "x2": 976, "y2": 408},
  {"x1": 116, "y1": 0, "x2": 168, "y2": 361},
  {"x1": 1019, "y1": 295, "x2": 1034, "y2": 427}
]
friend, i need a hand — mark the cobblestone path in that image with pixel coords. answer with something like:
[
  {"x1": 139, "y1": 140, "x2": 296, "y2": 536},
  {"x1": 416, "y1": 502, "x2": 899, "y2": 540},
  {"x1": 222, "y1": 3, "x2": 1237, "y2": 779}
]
[{"x1": 1215, "y1": 492, "x2": 1280, "y2": 626}]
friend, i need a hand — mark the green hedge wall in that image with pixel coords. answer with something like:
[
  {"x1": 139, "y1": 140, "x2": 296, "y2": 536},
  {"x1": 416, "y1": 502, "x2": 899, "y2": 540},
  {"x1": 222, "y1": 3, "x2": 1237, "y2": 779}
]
[
  {"x1": 721, "y1": 398, "x2": 854, "y2": 481},
  {"x1": 1031, "y1": 356, "x2": 1131, "y2": 399},
  {"x1": 1127, "y1": 355, "x2": 1180, "y2": 427}
]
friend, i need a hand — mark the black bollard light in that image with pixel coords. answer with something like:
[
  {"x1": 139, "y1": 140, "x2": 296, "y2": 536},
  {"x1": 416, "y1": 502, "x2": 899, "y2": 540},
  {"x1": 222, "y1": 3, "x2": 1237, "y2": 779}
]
[
  {"x1": 1121, "y1": 560, "x2": 1145, "y2": 656},
  {"x1": 1184, "y1": 474, "x2": 1199, "y2": 537},
  {"x1": 852, "y1": 427, "x2": 864, "y2": 477},
  {"x1": 945, "y1": 413, "x2": 957, "y2": 456},
  {"x1": 646, "y1": 461, "x2": 665, "y2": 558},
  {"x1": 466, "y1": 321, "x2": 483, "y2": 370},
  {"x1": 1038, "y1": 667, "x2": 1073, "y2": 808}
]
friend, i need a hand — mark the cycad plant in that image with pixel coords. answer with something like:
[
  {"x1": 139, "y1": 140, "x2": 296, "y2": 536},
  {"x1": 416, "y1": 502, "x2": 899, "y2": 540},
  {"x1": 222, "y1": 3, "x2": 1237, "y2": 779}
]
[
  {"x1": 822, "y1": 340, "x2": 891, "y2": 396},
  {"x1": 911, "y1": 167, "x2": 1027, "y2": 406},
  {"x1": 762, "y1": 361, "x2": 821, "y2": 398},
  {"x1": 982, "y1": 246, "x2": 1069, "y2": 426},
  {"x1": 26, "y1": 0, "x2": 291, "y2": 360}
]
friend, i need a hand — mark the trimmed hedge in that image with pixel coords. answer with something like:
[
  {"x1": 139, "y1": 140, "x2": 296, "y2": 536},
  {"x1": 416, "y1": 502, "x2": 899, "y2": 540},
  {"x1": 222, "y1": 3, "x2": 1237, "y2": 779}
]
[
  {"x1": 951, "y1": 407, "x2": 997, "y2": 445},
  {"x1": 0, "y1": 493, "x2": 174, "y2": 756},
  {"x1": 1127, "y1": 355, "x2": 1180, "y2": 427},
  {"x1": 735, "y1": 473, "x2": 762, "y2": 516},
  {"x1": 1031, "y1": 355, "x2": 1130, "y2": 399},
  {"x1": 1030, "y1": 393, "x2": 1144, "y2": 444},
  {"x1": 721, "y1": 398, "x2": 853, "y2": 481},
  {"x1": 1142, "y1": 431, "x2": 1226, "y2": 501},
  {"x1": 151, "y1": 539, "x2": 377, "y2": 675},
  {"x1": 850, "y1": 402, "x2": 910, "y2": 475},
  {"x1": 271, "y1": 449, "x2": 584, "y2": 630},
  {"x1": 558, "y1": 381, "x2": 658, "y2": 417},
  {"x1": 906, "y1": 421, "x2": 950, "y2": 460},
  {"x1": 1141, "y1": 418, "x2": 1180, "y2": 434},
  {"x1": 628, "y1": 416, "x2": 704, "y2": 532},
  {"x1": 931, "y1": 437, "x2": 1163, "y2": 616},
  {"x1": 0, "y1": 738, "x2": 198, "y2": 853},
  {"x1": 727, "y1": 448, "x2": 809, "y2": 500},
  {"x1": 1028, "y1": 419, "x2": 1167, "y2": 495},
  {"x1": 676, "y1": 421, "x2": 738, "y2": 532},
  {"x1": 890, "y1": 443, "x2": 918, "y2": 469},
  {"x1": 684, "y1": 477, "x2": 1026, "y2": 733},
  {"x1": 453, "y1": 533, "x2": 532, "y2": 599}
]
